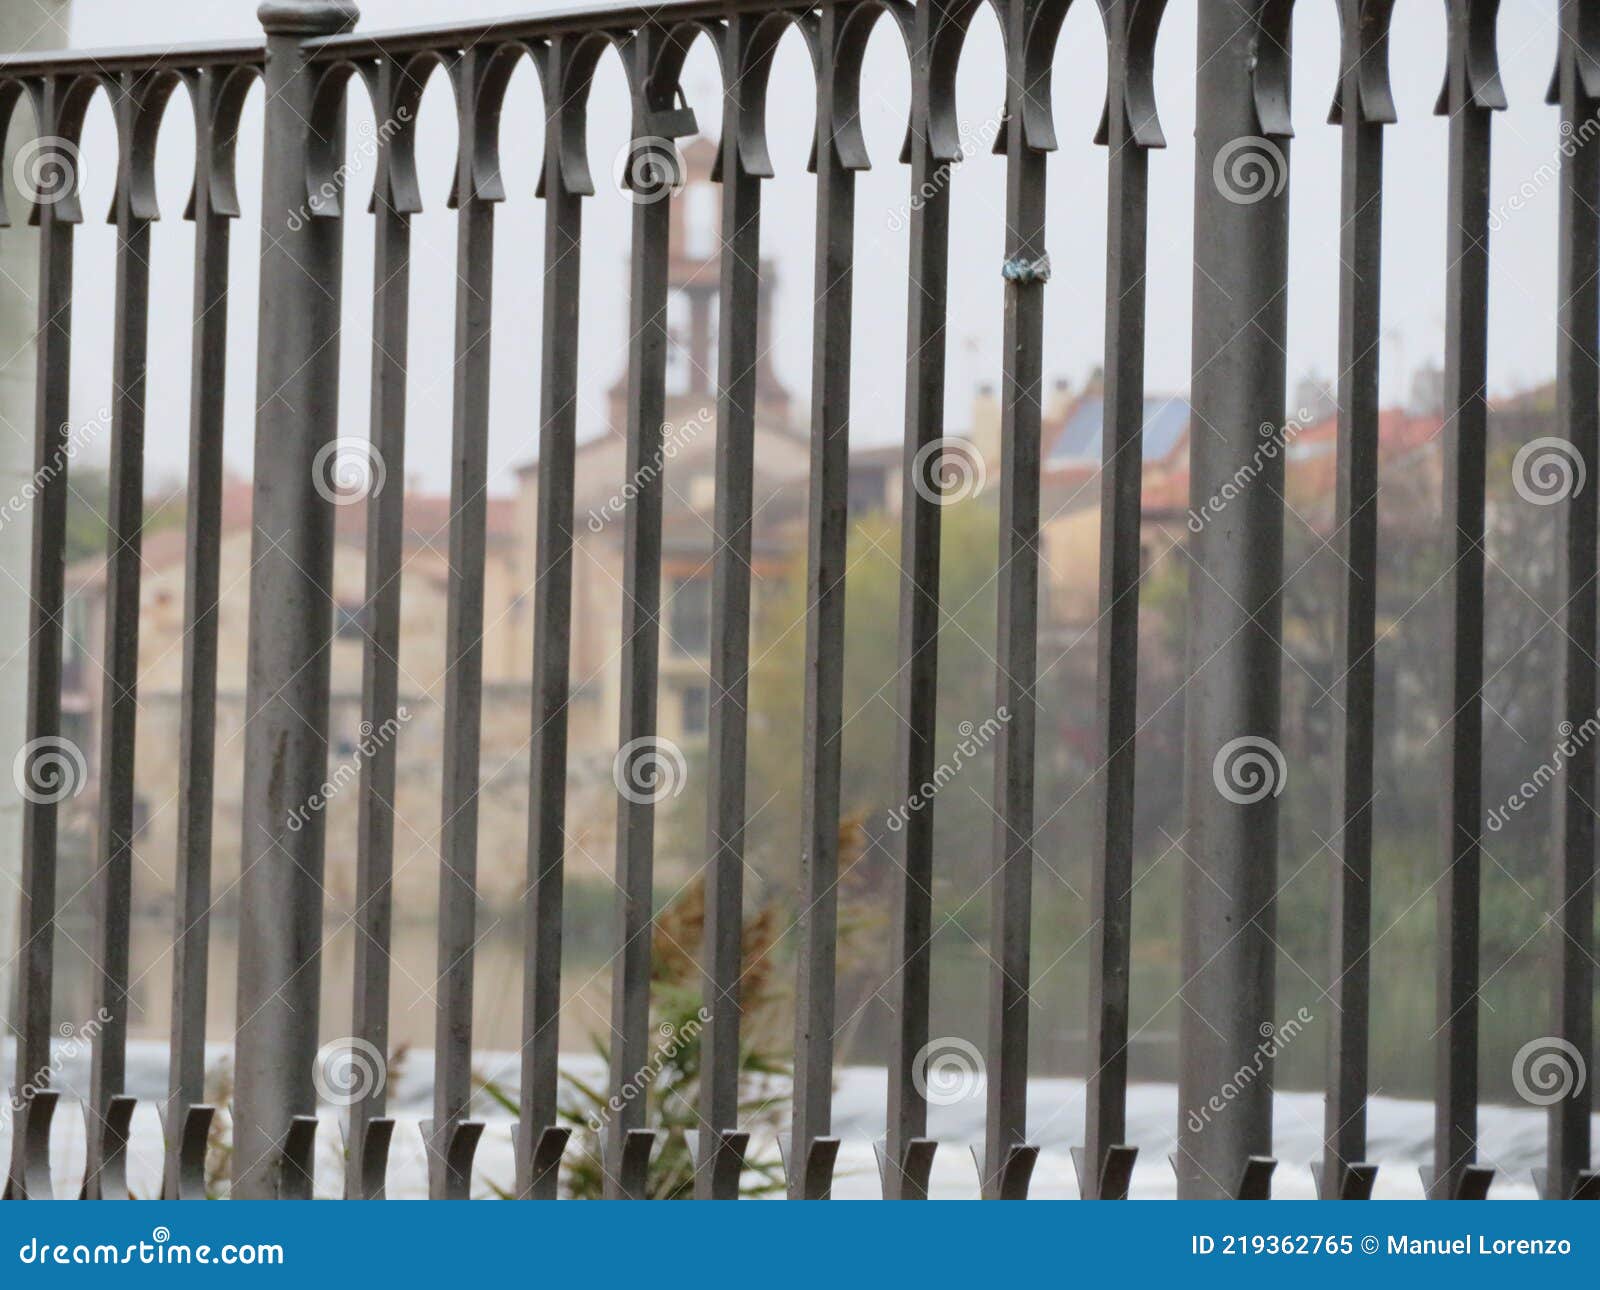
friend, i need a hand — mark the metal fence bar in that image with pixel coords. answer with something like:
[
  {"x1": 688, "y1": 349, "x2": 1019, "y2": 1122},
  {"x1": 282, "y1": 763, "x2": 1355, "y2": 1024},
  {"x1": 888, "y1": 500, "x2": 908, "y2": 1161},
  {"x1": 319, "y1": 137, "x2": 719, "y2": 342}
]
[
  {"x1": 4, "y1": 75, "x2": 89, "y2": 1202},
  {"x1": 1541, "y1": 0, "x2": 1599, "y2": 1204},
  {"x1": 980, "y1": 0, "x2": 1054, "y2": 1204},
  {"x1": 0, "y1": 0, "x2": 1586, "y2": 1208},
  {"x1": 1427, "y1": 0, "x2": 1501, "y2": 1203},
  {"x1": 233, "y1": 0, "x2": 355, "y2": 1201},
  {"x1": 428, "y1": 44, "x2": 499, "y2": 1200},
  {"x1": 604, "y1": 26, "x2": 694, "y2": 1199},
  {"x1": 882, "y1": 0, "x2": 959, "y2": 1202},
  {"x1": 696, "y1": 12, "x2": 774, "y2": 1202},
  {"x1": 344, "y1": 52, "x2": 422, "y2": 1203},
  {"x1": 1177, "y1": 0, "x2": 1292, "y2": 1201},
  {"x1": 164, "y1": 62, "x2": 251, "y2": 1203},
  {"x1": 84, "y1": 68, "x2": 170, "y2": 1202},
  {"x1": 1079, "y1": 0, "x2": 1164, "y2": 1203},
  {"x1": 787, "y1": 0, "x2": 877, "y2": 1203},
  {"x1": 516, "y1": 34, "x2": 595, "y2": 1200},
  {"x1": 1319, "y1": 0, "x2": 1393, "y2": 1205}
]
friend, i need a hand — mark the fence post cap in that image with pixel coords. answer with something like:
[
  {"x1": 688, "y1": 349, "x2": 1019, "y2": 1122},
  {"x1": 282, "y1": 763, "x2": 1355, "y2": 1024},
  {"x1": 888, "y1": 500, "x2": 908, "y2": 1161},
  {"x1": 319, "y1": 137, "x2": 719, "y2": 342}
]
[{"x1": 258, "y1": 0, "x2": 359, "y2": 35}]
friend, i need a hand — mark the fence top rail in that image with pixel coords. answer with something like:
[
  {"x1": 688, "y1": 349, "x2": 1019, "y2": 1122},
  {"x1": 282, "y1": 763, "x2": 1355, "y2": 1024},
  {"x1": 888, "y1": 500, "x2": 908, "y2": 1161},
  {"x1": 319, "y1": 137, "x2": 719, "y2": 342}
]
[
  {"x1": 306, "y1": 0, "x2": 835, "y2": 60},
  {"x1": 0, "y1": 0, "x2": 834, "y2": 81},
  {"x1": 0, "y1": 38, "x2": 265, "y2": 79}
]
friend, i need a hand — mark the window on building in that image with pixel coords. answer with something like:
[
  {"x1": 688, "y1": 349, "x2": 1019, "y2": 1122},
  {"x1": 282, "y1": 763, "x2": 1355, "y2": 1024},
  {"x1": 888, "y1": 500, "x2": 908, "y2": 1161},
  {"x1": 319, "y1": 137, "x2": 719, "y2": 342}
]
[
  {"x1": 681, "y1": 684, "x2": 708, "y2": 736},
  {"x1": 665, "y1": 292, "x2": 691, "y2": 396},
  {"x1": 669, "y1": 577, "x2": 711, "y2": 657},
  {"x1": 335, "y1": 602, "x2": 367, "y2": 640},
  {"x1": 685, "y1": 182, "x2": 717, "y2": 259}
]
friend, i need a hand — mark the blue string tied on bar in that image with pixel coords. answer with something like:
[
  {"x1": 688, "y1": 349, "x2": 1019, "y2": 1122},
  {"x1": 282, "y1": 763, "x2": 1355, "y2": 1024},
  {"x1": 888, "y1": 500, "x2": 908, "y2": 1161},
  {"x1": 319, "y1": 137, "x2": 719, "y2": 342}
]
[{"x1": 1001, "y1": 253, "x2": 1051, "y2": 284}]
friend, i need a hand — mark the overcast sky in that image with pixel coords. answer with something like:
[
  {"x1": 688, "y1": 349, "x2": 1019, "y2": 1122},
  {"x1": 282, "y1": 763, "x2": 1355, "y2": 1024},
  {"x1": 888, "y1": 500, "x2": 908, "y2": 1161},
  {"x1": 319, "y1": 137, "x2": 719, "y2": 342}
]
[{"x1": 42, "y1": 0, "x2": 1575, "y2": 495}]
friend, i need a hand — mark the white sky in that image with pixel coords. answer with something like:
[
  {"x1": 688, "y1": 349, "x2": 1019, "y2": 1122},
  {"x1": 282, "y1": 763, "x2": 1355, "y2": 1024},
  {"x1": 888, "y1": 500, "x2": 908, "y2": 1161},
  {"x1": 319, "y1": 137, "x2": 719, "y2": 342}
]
[{"x1": 43, "y1": 0, "x2": 1575, "y2": 495}]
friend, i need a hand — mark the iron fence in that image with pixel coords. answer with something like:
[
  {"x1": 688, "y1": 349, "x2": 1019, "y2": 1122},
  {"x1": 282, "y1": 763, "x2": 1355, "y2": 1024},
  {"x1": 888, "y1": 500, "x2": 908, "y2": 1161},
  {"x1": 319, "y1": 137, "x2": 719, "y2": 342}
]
[{"x1": 0, "y1": 0, "x2": 1594, "y2": 1201}]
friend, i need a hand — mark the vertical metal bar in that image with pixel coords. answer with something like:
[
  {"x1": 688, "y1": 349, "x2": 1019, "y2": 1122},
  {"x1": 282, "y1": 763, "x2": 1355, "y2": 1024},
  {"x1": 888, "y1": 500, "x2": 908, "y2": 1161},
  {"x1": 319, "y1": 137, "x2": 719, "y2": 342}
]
[
  {"x1": 1321, "y1": 0, "x2": 1391, "y2": 1203},
  {"x1": 4, "y1": 79, "x2": 79, "y2": 1202},
  {"x1": 164, "y1": 65, "x2": 239, "y2": 1202},
  {"x1": 788, "y1": 5, "x2": 859, "y2": 1201},
  {"x1": 884, "y1": 2, "x2": 951, "y2": 1202},
  {"x1": 602, "y1": 55, "x2": 680, "y2": 1199},
  {"x1": 1081, "y1": 0, "x2": 1161, "y2": 1202},
  {"x1": 234, "y1": 0, "x2": 355, "y2": 1200},
  {"x1": 1428, "y1": 0, "x2": 1500, "y2": 1201},
  {"x1": 430, "y1": 47, "x2": 495, "y2": 1200},
  {"x1": 517, "y1": 38, "x2": 586, "y2": 1200},
  {"x1": 84, "y1": 69, "x2": 160, "y2": 1201},
  {"x1": 1543, "y1": 0, "x2": 1597, "y2": 1203},
  {"x1": 345, "y1": 55, "x2": 412, "y2": 1202},
  {"x1": 1177, "y1": 1, "x2": 1291, "y2": 1200},
  {"x1": 696, "y1": 14, "x2": 766, "y2": 1201},
  {"x1": 981, "y1": 4, "x2": 1048, "y2": 1201}
]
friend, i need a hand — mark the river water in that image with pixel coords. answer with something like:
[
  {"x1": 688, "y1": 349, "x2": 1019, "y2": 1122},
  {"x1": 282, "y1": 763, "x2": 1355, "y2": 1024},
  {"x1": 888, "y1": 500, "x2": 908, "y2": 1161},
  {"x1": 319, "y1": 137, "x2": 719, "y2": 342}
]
[{"x1": 0, "y1": 1039, "x2": 1572, "y2": 1199}]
